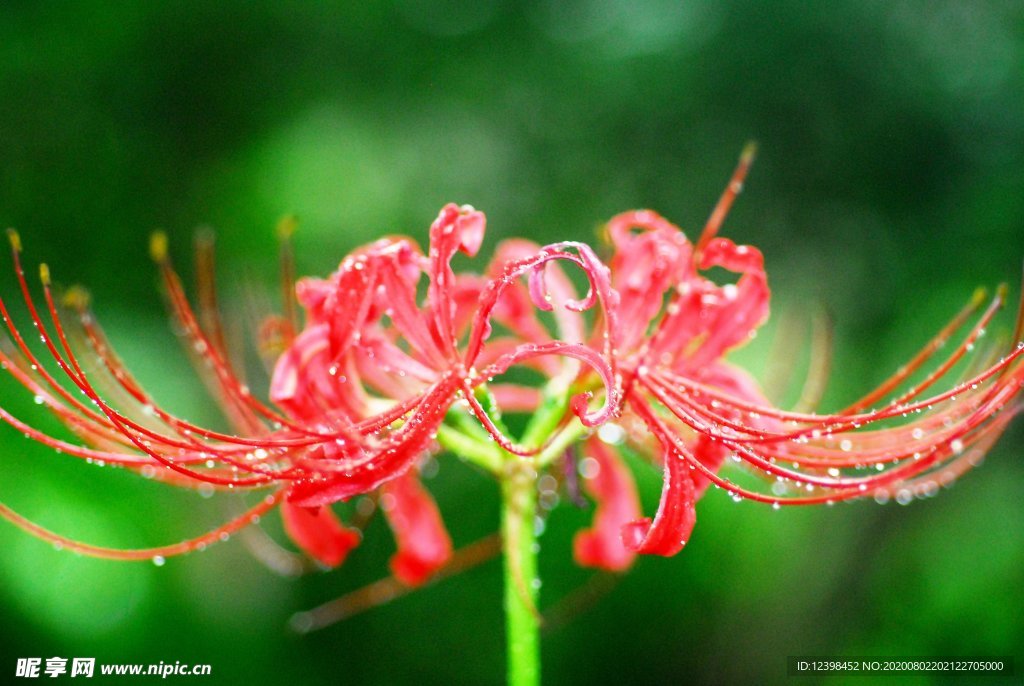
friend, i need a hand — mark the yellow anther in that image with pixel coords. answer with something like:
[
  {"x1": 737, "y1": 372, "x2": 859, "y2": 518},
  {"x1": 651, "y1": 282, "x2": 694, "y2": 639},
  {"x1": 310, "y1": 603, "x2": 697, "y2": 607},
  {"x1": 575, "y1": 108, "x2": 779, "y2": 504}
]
[
  {"x1": 62, "y1": 286, "x2": 91, "y2": 310},
  {"x1": 740, "y1": 140, "x2": 759, "y2": 166},
  {"x1": 6, "y1": 228, "x2": 22, "y2": 253},
  {"x1": 971, "y1": 286, "x2": 988, "y2": 307},
  {"x1": 150, "y1": 231, "x2": 168, "y2": 262},
  {"x1": 39, "y1": 263, "x2": 51, "y2": 286},
  {"x1": 276, "y1": 215, "x2": 298, "y2": 240},
  {"x1": 996, "y1": 283, "x2": 1009, "y2": 304}
]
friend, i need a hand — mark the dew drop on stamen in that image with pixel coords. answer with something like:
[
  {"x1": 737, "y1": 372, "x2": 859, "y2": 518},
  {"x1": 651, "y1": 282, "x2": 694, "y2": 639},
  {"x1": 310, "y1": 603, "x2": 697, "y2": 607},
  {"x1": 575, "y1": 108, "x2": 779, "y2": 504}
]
[
  {"x1": 911, "y1": 428, "x2": 924, "y2": 440},
  {"x1": 152, "y1": 555, "x2": 166, "y2": 567},
  {"x1": 895, "y1": 489, "x2": 913, "y2": 506},
  {"x1": 840, "y1": 439, "x2": 852, "y2": 452},
  {"x1": 874, "y1": 490, "x2": 890, "y2": 505}
]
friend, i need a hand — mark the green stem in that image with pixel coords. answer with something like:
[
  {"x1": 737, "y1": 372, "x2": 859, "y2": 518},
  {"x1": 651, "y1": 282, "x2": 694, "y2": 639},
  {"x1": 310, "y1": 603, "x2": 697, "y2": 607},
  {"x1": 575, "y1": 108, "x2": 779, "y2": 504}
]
[{"x1": 501, "y1": 462, "x2": 540, "y2": 686}]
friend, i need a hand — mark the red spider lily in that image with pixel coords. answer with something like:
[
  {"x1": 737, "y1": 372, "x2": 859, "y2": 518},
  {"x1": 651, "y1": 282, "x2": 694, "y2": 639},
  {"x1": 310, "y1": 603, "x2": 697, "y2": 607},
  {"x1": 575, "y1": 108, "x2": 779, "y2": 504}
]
[
  {"x1": 0, "y1": 205, "x2": 619, "y2": 584},
  {"x1": 569, "y1": 148, "x2": 1024, "y2": 570},
  {"x1": 0, "y1": 155, "x2": 1021, "y2": 599}
]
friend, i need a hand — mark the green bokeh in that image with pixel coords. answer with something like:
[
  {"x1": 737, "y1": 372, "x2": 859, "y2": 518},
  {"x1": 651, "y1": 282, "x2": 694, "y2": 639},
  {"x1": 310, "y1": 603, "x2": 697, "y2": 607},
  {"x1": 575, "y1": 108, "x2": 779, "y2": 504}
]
[{"x1": 1, "y1": 2, "x2": 1022, "y2": 684}]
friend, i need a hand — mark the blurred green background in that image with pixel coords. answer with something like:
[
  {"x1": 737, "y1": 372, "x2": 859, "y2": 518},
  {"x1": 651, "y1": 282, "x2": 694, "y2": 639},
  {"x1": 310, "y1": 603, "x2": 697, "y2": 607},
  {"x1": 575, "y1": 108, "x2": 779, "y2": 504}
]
[{"x1": 1, "y1": 1, "x2": 1022, "y2": 684}]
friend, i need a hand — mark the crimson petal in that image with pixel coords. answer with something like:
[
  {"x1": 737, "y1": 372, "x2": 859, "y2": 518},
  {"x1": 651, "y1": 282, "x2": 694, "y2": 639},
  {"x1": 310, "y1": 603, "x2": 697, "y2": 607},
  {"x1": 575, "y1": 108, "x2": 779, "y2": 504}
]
[
  {"x1": 281, "y1": 500, "x2": 361, "y2": 568},
  {"x1": 380, "y1": 470, "x2": 453, "y2": 586},
  {"x1": 573, "y1": 437, "x2": 641, "y2": 571}
]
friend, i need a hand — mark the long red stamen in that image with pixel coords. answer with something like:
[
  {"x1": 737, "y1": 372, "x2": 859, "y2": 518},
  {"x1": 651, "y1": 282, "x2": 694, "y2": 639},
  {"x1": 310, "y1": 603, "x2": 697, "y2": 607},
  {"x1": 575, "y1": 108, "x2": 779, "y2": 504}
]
[
  {"x1": 840, "y1": 288, "x2": 987, "y2": 414},
  {"x1": 0, "y1": 490, "x2": 283, "y2": 561},
  {"x1": 693, "y1": 141, "x2": 757, "y2": 260}
]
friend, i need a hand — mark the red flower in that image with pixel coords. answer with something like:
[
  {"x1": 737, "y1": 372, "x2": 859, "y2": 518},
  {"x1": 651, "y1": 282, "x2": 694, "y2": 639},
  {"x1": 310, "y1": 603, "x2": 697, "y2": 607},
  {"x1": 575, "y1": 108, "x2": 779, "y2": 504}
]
[
  {"x1": 0, "y1": 164, "x2": 1020, "y2": 590},
  {"x1": 568, "y1": 149, "x2": 1024, "y2": 569},
  {"x1": 0, "y1": 206, "x2": 619, "y2": 582}
]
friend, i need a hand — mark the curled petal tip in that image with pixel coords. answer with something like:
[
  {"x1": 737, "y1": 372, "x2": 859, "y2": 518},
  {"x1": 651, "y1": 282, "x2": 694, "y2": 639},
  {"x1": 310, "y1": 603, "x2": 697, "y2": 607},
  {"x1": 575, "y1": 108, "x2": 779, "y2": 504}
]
[
  {"x1": 572, "y1": 390, "x2": 618, "y2": 427},
  {"x1": 527, "y1": 265, "x2": 554, "y2": 311},
  {"x1": 455, "y1": 209, "x2": 485, "y2": 257},
  {"x1": 6, "y1": 228, "x2": 21, "y2": 253},
  {"x1": 149, "y1": 231, "x2": 168, "y2": 263}
]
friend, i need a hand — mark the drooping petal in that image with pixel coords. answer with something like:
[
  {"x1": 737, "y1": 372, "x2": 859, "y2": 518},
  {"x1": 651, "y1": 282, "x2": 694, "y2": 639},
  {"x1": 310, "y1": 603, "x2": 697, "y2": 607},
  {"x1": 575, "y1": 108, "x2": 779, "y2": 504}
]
[
  {"x1": 280, "y1": 501, "x2": 362, "y2": 567},
  {"x1": 622, "y1": 395, "x2": 698, "y2": 556},
  {"x1": 380, "y1": 470, "x2": 453, "y2": 586},
  {"x1": 573, "y1": 437, "x2": 641, "y2": 571}
]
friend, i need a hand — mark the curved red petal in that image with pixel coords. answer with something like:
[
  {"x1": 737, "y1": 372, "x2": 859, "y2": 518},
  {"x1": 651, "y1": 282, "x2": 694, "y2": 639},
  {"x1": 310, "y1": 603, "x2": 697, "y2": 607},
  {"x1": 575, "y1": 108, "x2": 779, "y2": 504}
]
[
  {"x1": 287, "y1": 375, "x2": 461, "y2": 506},
  {"x1": 280, "y1": 500, "x2": 361, "y2": 568},
  {"x1": 573, "y1": 438, "x2": 641, "y2": 571},
  {"x1": 622, "y1": 398, "x2": 698, "y2": 557},
  {"x1": 426, "y1": 204, "x2": 487, "y2": 358},
  {"x1": 650, "y1": 237, "x2": 769, "y2": 370},
  {"x1": 380, "y1": 470, "x2": 453, "y2": 586},
  {"x1": 478, "y1": 340, "x2": 621, "y2": 427}
]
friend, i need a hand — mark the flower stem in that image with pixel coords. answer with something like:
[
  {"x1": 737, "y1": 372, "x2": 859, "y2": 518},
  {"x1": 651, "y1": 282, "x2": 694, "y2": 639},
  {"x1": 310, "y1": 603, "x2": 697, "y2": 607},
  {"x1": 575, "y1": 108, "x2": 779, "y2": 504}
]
[{"x1": 501, "y1": 462, "x2": 540, "y2": 686}]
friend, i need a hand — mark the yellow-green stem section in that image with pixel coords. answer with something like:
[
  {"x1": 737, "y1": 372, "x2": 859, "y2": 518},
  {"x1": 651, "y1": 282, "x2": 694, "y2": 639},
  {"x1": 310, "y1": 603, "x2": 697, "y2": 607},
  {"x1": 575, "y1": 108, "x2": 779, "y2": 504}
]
[
  {"x1": 501, "y1": 462, "x2": 540, "y2": 686},
  {"x1": 437, "y1": 382, "x2": 593, "y2": 686}
]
